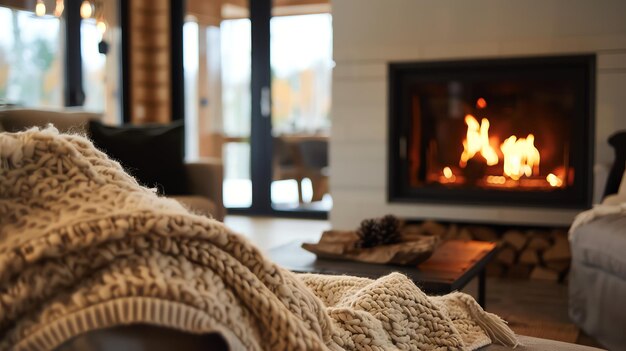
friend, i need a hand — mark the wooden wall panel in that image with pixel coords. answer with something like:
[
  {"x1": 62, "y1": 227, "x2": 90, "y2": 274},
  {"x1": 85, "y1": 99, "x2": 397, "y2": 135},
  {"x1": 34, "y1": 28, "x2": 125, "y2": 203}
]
[
  {"x1": 0, "y1": 0, "x2": 56, "y2": 12},
  {"x1": 187, "y1": 0, "x2": 222, "y2": 26},
  {"x1": 128, "y1": 0, "x2": 171, "y2": 124}
]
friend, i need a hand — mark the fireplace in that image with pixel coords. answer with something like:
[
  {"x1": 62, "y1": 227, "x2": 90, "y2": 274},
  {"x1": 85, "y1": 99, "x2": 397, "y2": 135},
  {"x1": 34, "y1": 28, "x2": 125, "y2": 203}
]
[{"x1": 388, "y1": 55, "x2": 595, "y2": 209}]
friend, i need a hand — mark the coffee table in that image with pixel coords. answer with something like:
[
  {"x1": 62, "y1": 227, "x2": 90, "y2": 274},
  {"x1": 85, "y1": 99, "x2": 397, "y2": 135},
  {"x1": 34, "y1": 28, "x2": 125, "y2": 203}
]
[{"x1": 268, "y1": 239, "x2": 497, "y2": 308}]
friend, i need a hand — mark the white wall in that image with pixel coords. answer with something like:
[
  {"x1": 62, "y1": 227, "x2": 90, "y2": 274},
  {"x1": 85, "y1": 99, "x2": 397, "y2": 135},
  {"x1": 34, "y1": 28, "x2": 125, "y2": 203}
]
[{"x1": 330, "y1": 0, "x2": 626, "y2": 229}]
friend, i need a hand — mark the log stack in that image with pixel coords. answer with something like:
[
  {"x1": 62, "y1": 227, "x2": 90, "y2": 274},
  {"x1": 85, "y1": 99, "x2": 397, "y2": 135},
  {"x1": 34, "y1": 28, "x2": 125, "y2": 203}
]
[{"x1": 404, "y1": 221, "x2": 571, "y2": 282}]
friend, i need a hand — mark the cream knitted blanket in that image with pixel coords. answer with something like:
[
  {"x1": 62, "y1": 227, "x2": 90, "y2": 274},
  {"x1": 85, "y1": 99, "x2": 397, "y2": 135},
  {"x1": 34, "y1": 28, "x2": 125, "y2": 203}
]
[{"x1": 0, "y1": 127, "x2": 518, "y2": 351}]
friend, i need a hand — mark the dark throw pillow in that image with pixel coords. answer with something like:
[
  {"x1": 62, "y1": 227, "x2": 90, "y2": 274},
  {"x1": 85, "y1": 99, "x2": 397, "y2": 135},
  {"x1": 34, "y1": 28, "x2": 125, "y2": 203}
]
[
  {"x1": 88, "y1": 120, "x2": 189, "y2": 196},
  {"x1": 604, "y1": 130, "x2": 626, "y2": 198}
]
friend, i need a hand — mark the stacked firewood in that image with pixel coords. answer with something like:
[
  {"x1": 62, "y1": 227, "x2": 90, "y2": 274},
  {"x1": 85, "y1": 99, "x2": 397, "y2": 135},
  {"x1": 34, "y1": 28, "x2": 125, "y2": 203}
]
[{"x1": 402, "y1": 221, "x2": 571, "y2": 282}]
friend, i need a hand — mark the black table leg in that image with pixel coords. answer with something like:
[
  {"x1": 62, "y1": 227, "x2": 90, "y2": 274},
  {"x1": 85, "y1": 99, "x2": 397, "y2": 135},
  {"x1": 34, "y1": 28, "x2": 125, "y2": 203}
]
[{"x1": 478, "y1": 268, "x2": 486, "y2": 308}]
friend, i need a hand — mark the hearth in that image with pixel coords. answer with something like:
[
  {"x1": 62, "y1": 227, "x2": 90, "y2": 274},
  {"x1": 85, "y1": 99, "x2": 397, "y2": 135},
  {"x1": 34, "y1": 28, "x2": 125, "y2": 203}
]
[{"x1": 388, "y1": 55, "x2": 595, "y2": 208}]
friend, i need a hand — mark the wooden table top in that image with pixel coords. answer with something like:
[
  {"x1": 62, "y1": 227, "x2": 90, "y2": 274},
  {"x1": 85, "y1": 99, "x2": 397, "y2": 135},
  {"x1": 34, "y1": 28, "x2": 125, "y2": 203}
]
[{"x1": 268, "y1": 240, "x2": 498, "y2": 294}]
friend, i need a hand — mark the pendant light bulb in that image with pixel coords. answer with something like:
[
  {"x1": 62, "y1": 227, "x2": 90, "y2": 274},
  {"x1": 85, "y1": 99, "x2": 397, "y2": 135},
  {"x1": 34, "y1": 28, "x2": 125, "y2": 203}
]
[
  {"x1": 96, "y1": 19, "x2": 107, "y2": 35},
  {"x1": 35, "y1": 0, "x2": 46, "y2": 17},
  {"x1": 54, "y1": 0, "x2": 64, "y2": 17},
  {"x1": 80, "y1": 0, "x2": 93, "y2": 19}
]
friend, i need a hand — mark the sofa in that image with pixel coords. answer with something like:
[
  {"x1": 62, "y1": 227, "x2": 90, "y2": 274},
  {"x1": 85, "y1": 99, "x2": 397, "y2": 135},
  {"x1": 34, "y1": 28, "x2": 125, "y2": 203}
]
[
  {"x1": 569, "y1": 131, "x2": 626, "y2": 351},
  {"x1": 0, "y1": 108, "x2": 225, "y2": 221},
  {"x1": 56, "y1": 325, "x2": 603, "y2": 351}
]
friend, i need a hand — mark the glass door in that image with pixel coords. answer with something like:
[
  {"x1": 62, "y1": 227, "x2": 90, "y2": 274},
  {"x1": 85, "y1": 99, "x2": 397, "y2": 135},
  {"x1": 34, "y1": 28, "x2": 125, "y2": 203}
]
[
  {"x1": 221, "y1": 12, "x2": 252, "y2": 208},
  {"x1": 184, "y1": 0, "x2": 253, "y2": 209},
  {"x1": 269, "y1": 6, "x2": 333, "y2": 212},
  {"x1": 183, "y1": 0, "x2": 332, "y2": 217}
]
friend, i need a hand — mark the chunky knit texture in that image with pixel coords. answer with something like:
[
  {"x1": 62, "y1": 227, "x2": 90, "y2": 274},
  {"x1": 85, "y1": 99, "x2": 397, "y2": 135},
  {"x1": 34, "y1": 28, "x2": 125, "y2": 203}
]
[{"x1": 0, "y1": 127, "x2": 518, "y2": 351}]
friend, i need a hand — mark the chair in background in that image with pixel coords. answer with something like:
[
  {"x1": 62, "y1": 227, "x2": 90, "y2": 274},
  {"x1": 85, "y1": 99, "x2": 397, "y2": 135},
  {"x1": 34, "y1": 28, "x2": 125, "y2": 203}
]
[
  {"x1": 273, "y1": 137, "x2": 304, "y2": 203},
  {"x1": 298, "y1": 139, "x2": 329, "y2": 202}
]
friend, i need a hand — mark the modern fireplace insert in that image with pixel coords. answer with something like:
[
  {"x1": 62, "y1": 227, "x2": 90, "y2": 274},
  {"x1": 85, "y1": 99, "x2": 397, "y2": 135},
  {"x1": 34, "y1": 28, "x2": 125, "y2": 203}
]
[{"x1": 388, "y1": 55, "x2": 595, "y2": 208}]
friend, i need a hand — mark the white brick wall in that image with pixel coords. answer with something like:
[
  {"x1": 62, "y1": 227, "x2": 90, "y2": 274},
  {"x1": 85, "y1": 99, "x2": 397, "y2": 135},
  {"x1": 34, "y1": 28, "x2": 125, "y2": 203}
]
[{"x1": 330, "y1": 0, "x2": 626, "y2": 229}]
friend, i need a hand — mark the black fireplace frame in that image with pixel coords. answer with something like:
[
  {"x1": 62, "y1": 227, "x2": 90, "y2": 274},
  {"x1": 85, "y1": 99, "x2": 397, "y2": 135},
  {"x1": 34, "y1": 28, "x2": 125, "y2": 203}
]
[{"x1": 387, "y1": 55, "x2": 596, "y2": 209}]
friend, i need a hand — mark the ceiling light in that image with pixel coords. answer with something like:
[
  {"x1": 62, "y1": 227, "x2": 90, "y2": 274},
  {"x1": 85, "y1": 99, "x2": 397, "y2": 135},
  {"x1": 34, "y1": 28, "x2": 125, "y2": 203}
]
[
  {"x1": 35, "y1": 0, "x2": 46, "y2": 17},
  {"x1": 54, "y1": 0, "x2": 64, "y2": 17},
  {"x1": 80, "y1": 0, "x2": 93, "y2": 19},
  {"x1": 96, "y1": 19, "x2": 107, "y2": 35}
]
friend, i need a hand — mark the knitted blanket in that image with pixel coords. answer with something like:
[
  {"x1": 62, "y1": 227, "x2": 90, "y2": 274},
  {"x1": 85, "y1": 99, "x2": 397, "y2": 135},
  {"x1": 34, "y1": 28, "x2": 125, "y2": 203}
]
[
  {"x1": 0, "y1": 127, "x2": 518, "y2": 351},
  {"x1": 569, "y1": 203, "x2": 626, "y2": 237}
]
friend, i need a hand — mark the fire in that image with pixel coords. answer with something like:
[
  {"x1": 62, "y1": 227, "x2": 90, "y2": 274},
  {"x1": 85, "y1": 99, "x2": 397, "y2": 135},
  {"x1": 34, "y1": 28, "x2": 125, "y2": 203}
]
[
  {"x1": 476, "y1": 97, "x2": 487, "y2": 109},
  {"x1": 459, "y1": 115, "x2": 499, "y2": 167},
  {"x1": 546, "y1": 173, "x2": 563, "y2": 187},
  {"x1": 432, "y1": 97, "x2": 570, "y2": 190},
  {"x1": 486, "y1": 175, "x2": 506, "y2": 184},
  {"x1": 500, "y1": 134, "x2": 540, "y2": 180},
  {"x1": 440, "y1": 166, "x2": 457, "y2": 183},
  {"x1": 459, "y1": 99, "x2": 543, "y2": 182}
]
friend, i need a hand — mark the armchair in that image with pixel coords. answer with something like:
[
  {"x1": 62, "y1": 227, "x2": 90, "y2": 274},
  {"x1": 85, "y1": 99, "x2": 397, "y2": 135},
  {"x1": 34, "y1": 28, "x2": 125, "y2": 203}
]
[{"x1": 569, "y1": 130, "x2": 626, "y2": 350}]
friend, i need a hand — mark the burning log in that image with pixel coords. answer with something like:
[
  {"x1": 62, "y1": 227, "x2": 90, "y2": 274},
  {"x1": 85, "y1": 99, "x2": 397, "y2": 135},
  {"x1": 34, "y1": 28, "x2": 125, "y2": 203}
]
[{"x1": 462, "y1": 157, "x2": 489, "y2": 185}]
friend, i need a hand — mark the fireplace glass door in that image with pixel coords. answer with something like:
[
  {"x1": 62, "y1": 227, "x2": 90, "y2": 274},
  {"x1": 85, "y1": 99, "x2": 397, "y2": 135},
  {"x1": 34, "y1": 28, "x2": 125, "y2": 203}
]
[{"x1": 388, "y1": 56, "x2": 594, "y2": 208}]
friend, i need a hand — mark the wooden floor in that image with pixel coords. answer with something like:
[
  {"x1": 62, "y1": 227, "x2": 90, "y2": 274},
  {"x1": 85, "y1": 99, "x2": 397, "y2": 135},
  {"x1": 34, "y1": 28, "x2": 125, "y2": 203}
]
[
  {"x1": 224, "y1": 215, "x2": 604, "y2": 349},
  {"x1": 224, "y1": 215, "x2": 327, "y2": 252}
]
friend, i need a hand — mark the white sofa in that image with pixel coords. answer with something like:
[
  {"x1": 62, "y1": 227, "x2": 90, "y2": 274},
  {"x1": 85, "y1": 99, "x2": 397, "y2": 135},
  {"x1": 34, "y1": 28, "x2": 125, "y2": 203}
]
[{"x1": 569, "y1": 132, "x2": 626, "y2": 351}]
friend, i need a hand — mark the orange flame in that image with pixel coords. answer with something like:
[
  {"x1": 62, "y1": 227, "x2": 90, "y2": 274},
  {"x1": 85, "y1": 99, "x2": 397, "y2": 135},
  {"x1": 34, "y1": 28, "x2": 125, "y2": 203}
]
[
  {"x1": 546, "y1": 173, "x2": 563, "y2": 187},
  {"x1": 476, "y1": 97, "x2": 487, "y2": 109},
  {"x1": 486, "y1": 175, "x2": 506, "y2": 184},
  {"x1": 458, "y1": 99, "x2": 546, "y2": 183},
  {"x1": 440, "y1": 166, "x2": 457, "y2": 183},
  {"x1": 460, "y1": 114, "x2": 499, "y2": 168},
  {"x1": 500, "y1": 134, "x2": 540, "y2": 180}
]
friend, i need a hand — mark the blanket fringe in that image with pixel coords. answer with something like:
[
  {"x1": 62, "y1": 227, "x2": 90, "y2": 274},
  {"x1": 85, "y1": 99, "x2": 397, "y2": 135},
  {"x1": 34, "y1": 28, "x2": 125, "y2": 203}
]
[{"x1": 455, "y1": 293, "x2": 519, "y2": 348}]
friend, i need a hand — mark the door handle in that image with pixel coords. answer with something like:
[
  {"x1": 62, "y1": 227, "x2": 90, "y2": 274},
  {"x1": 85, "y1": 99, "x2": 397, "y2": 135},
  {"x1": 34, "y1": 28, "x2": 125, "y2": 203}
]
[{"x1": 261, "y1": 86, "x2": 270, "y2": 118}]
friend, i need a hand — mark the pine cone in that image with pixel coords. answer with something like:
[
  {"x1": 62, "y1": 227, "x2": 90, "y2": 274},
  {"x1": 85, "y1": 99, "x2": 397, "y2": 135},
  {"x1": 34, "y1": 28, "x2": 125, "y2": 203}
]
[
  {"x1": 356, "y1": 215, "x2": 402, "y2": 248},
  {"x1": 355, "y1": 219, "x2": 378, "y2": 248},
  {"x1": 379, "y1": 215, "x2": 402, "y2": 245}
]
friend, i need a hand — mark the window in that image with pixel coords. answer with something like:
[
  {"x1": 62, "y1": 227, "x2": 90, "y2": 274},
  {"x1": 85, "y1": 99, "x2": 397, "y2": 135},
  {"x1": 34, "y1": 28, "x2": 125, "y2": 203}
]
[
  {"x1": 0, "y1": 6, "x2": 63, "y2": 107},
  {"x1": 183, "y1": 1, "x2": 333, "y2": 214},
  {"x1": 219, "y1": 14, "x2": 333, "y2": 211},
  {"x1": 270, "y1": 14, "x2": 333, "y2": 135},
  {"x1": 81, "y1": 18, "x2": 106, "y2": 112},
  {"x1": 221, "y1": 18, "x2": 252, "y2": 208},
  {"x1": 183, "y1": 20, "x2": 200, "y2": 160}
]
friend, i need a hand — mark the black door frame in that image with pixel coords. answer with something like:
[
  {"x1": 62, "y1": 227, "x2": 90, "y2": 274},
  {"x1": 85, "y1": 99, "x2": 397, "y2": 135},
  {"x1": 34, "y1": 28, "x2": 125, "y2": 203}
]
[
  {"x1": 170, "y1": 0, "x2": 185, "y2": 122},
  {"x1": 248, "y1": 0, "x2": 273, "y2": 215},
  {"x1": 120, "y1": 0, "x2": 131, "y2": 122},
  {"x1": 64, "y1": 0, "x2": 84, "y2": 107}
]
